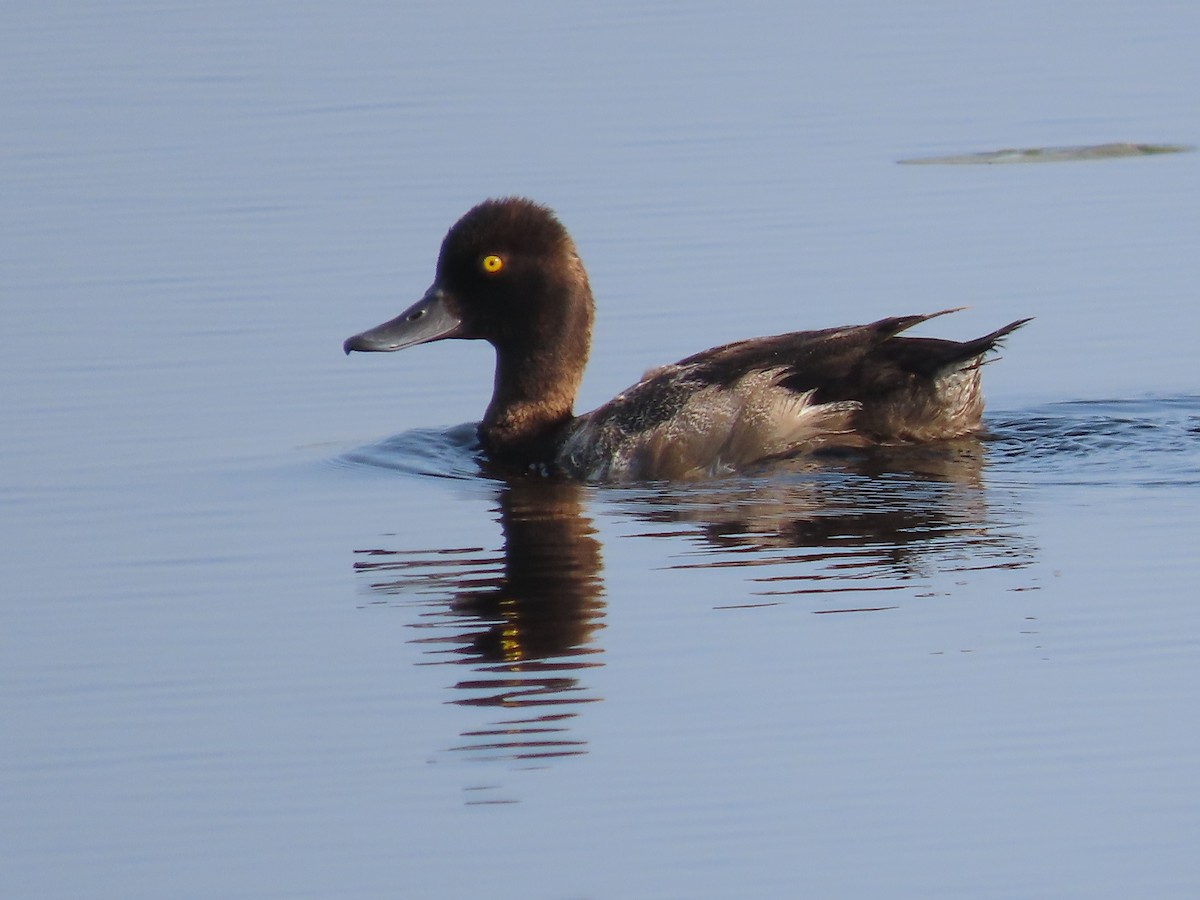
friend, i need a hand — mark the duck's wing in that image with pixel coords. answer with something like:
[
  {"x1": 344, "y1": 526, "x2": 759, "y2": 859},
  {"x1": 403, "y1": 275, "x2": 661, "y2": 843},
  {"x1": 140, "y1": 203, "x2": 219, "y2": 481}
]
[
  {"x1": 680, "y1": 310, "x2": 1027, "y2": 395},
  {"x1": 779, "y1": 311, "x2": 1031, "y2": 440}
]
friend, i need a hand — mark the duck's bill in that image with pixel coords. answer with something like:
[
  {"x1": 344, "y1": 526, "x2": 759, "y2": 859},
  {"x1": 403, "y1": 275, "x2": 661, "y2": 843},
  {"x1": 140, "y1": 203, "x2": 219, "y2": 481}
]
[{"x1": 343, "y1": 285, "x2": 463, "y2": 353}]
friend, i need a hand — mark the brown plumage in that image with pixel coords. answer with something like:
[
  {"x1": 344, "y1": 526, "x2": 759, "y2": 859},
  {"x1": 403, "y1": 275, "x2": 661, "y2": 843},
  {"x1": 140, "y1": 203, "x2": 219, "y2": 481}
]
[{"x1": 345, "y1": 198, "x2": 1029, "y2": 481}]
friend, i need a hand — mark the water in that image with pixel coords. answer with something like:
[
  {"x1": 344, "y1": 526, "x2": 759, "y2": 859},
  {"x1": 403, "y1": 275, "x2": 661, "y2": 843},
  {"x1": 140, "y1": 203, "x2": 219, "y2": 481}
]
[{"x1": 4, "y1": 2, "x2": 1200, "y2": 898}]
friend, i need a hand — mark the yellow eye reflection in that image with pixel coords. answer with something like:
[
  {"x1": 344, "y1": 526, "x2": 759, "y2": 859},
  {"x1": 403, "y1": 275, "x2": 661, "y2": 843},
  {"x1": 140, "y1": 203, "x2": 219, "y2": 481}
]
[{"x1": 481, "y1": 254, "x2": 504, "y2": 274}]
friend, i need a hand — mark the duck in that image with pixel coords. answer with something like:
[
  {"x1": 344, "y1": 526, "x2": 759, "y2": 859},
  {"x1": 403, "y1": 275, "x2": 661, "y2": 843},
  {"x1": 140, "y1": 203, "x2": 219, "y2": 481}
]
[{"x1": 344, "y1": 197, "x2": 1029, "y2": 481}]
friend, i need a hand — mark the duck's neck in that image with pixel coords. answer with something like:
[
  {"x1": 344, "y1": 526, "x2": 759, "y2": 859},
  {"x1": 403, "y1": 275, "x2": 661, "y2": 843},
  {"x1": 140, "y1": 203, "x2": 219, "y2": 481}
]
[
  {"x1": 480, "y1": 348, "x2": 584, "y2": 463},
  {"x1": 479, "y1": 269, "x2": 593, "y2": 466}
]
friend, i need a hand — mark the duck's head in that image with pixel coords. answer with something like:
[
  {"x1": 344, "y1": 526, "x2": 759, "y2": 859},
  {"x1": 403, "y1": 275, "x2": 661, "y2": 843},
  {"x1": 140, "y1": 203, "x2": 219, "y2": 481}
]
[
  {"x1": 344, "y1": 198, "x2": 596, "y2": 459},
  {"x1": 344, "y1": 197, "x2": 593, "y2": 360}
]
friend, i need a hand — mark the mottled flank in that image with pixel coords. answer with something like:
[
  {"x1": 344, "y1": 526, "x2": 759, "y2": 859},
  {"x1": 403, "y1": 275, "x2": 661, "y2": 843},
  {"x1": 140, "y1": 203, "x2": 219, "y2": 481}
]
[
  {"x1": 898, "y1": 142, "x2": 1193, "y2": 165},
  {"x1": 557, "y1": 370, "x2": 862, "y2": 481},
  {"x1": 345, "y1": 198, "x2": 1030, "y2": 482}
]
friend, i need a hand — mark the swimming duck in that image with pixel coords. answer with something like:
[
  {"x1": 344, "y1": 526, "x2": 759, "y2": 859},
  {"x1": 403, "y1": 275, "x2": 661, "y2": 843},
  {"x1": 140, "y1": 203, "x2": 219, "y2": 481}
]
[{"x1": 345, "y1": 197, "x2": 1028, "y2": 481}]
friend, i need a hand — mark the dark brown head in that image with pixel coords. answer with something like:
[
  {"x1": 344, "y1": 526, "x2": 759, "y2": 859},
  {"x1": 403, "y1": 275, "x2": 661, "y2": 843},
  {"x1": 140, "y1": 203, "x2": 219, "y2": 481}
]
[{"x1": 344, "y1": 198, "x2": 596, "y2": 458}]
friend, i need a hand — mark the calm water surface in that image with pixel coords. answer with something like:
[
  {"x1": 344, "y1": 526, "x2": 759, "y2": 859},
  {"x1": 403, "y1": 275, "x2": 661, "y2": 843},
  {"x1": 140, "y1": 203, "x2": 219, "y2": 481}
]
[{"x1": 4, "y1": 2, "x2": 1200, "y2": 898}]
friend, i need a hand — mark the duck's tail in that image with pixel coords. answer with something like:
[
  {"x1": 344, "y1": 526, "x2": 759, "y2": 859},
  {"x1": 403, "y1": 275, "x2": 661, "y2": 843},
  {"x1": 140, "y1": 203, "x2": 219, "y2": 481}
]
[
  {"x1": 881, "y1": 311, "x2": 1032, "y2": 377},
  {"x1": 952, "y1": 316, "x2": 1034, "y2": 369}
]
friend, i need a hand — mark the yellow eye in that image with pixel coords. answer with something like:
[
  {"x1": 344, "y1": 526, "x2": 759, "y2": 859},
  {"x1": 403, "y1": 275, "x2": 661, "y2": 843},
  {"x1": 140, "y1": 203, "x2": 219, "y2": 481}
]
[{"x1": 481, "y1": 254, "x2": 504, "y2": 274}]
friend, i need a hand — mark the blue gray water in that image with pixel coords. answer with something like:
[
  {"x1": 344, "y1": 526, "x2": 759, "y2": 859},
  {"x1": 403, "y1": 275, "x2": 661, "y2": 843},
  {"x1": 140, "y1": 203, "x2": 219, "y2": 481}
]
[{"x1": 4, "y1": 2, "x2": 1200, "y2": 898}]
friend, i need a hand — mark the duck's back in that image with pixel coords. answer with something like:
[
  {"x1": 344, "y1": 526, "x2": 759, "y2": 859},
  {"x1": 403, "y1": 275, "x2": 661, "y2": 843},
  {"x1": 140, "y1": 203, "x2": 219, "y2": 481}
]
[{"x1": 555, "y1": 312, "x2": 1028, "y2": 481}]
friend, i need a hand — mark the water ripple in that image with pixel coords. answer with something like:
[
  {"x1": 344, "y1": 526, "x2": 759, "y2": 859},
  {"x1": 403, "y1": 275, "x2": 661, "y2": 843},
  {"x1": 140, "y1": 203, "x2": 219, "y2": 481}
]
[
  {"x1": 335, "y1": 422, "x2": 484, "y2": 480},
  {"x1": 988, "y1": 396, "x2": 1200, "y2": 486}
]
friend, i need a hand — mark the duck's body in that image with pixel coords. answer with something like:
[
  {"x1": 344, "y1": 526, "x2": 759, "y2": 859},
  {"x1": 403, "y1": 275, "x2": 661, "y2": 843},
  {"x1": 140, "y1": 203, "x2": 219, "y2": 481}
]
[{"x1": 345, "y1": 198, "x2": 1028, "y2": 481}]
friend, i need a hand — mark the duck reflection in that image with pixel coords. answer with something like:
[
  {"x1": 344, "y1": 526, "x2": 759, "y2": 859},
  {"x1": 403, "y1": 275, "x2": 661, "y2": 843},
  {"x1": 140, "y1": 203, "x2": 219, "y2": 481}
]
[
  {"x1": 351, "y1": 436, "x2": 1035, "y2": 764},
  {"x1": 353, "y1": 476, "x2": 605, "y2": 762},
  {"x1": 613, "y1": 440, "x2": 1033, "y2": 605}
]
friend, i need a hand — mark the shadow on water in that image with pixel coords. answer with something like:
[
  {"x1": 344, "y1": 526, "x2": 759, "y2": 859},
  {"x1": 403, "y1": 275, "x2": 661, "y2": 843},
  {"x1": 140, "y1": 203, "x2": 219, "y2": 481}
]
[{"x1": 341, "y1": 397, "x2": 1199, "y2": 779}]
